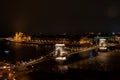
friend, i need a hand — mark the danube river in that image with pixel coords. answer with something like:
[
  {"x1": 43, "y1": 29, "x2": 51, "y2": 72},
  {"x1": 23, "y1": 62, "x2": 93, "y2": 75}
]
[{"x1": 1, "y1": 40, "x2": 120, "y2": 80}]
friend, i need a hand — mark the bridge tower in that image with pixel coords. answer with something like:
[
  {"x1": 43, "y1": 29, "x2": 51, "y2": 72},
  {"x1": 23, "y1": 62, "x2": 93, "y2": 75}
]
[
  {"x1": 55, "y1": 44, "x2": 66, "y2": 56},
  {"x1": 99, "y1": 38, "x2": 107, "y2": 50}
]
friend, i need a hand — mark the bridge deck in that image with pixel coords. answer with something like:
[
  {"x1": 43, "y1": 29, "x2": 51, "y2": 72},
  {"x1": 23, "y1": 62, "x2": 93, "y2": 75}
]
[{"x1": 16, "y1": 46, "x2": 99, "y2": 69}]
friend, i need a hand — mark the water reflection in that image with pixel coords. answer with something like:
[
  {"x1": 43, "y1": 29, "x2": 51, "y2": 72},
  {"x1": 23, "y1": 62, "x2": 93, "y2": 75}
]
[
  {"x1": 4, "y1": 50, "x2": 11, "y2": 54},
  {"x1": 0, "y1": 41, "x2": 55, "y2": 63},
  {"x1": 1, "y1": 40, "x2": 120, "y2": 79},
  {"x1": 57, "y1": 65, "x2": 68, "y2": 73},
  {"x1": 89, "y1": 51, "x2": 94, "y2": 59},
  {"x1": 69, "y1": 49, "x2": 120, "y2": 72}
]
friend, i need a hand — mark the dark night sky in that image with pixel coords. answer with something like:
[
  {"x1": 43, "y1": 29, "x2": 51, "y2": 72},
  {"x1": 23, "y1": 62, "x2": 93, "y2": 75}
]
[{"x1": 0, "y1": 0, "x2": 120, "y2": 34}]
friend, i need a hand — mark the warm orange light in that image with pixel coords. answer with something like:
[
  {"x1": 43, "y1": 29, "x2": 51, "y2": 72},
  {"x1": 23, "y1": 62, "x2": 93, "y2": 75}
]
[{"x1": 13, "y1": 32, "x2": 31, "y2": 42}]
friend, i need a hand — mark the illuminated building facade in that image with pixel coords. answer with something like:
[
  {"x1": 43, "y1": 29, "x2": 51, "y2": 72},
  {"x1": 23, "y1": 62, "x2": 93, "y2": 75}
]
[{"x1": 13, "y1": 32, "x2": 31, "y2": 42}]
